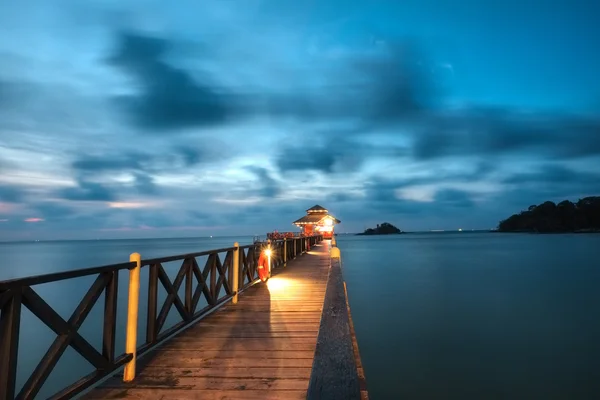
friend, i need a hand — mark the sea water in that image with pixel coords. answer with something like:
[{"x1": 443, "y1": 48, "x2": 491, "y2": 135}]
[
  {"x1": 2, "y1": 233, "x2": 600, "y2": 398},
  {"x1": 339, "y1": 232, "x2": 600, "y2": 399}
]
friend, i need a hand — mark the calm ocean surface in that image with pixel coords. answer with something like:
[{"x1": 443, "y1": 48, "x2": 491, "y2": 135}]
[{"x1": 2, "y1": 232, "x2": 600, "y2": 399}]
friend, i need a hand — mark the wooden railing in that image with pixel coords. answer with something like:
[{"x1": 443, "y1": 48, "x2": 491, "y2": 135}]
[{"x1": 0, "y1": 235, "x2": 323, "y2": 400}]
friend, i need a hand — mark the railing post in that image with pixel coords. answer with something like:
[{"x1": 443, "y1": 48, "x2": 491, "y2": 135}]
[
  {"x1": 283, "y1": 238, "x2": 287, "y2": 267},
  {"x1": 0, "y1": 289, "x2": 22, "y2": 400},
  {"x1": 268, "y1": 246, "x2": 272, "y2": 277},
  {"x1": 232, "y1": 242, "x2": 239, "y2": 304},
  {"x1": 267, "y1": 240, "x2": 272, "y2": 278},
  {"x1": 146, "y1": 263, "x2": 158, "y2": 345},
  {"x1": 102, "y1": 270, "x2": 119, "y2": 364},
  {"x1": 124, "y1": 252, "x2": 141, "y2": 382}
]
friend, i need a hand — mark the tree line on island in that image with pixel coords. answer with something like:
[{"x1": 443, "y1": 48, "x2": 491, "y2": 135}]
[
  {"x1": 357, "y1": 222, "x2": 403, "y2": 235},
  {"x1": 497, "y1": 196, "x2": 600, "y2": 233}
]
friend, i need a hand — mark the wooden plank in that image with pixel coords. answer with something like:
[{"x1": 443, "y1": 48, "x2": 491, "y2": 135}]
[
  {"x1": 224, "y1": 301, "x2": 325, "y2": 305},
  {"x1": 202, "y1": 319, "x2": 322, "y2": 324},
  {"x1": 146, "y1": 350, "x2": 316, "y2": 359},
  {"x1": 102, "y1": 376, "x2": 309, "y2": 390},
  {"x1": 171, "y1": 332, "x2": 318, "y2": 339},
  {"x1": 222, "y1": 306, "x2": 323, "y2": 310},
  {"x1": 184, "y1": 322, "x2": 321, "y2": 328},
  {"x1": 145, "y1": 356, "x2": 314, "y2": 368},
  {"x1": 181, "y1": 322, "x2": 321, "y2": 330},
  {"x1": 86, "y1": 388, "x2": 307, "y2": 399},
  {"x1": 212, "y1": 310, "x2": 323, "y2": 316},
  {"x1": 180, "y1": 325, "x2": 321, "y2": 333},
  {"x1": 160, "y1": 338, "x2": 317, "y2": 349},
  {"x1": 118, "y1": 367, "x2": 313, "y2": 379}
]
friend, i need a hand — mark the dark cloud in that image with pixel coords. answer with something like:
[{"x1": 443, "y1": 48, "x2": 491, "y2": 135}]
[
  {"x1": 245, "y1": 166, "x2": 281, "y2": 198},
  {"x1": 357, "y1": 161, "x2": 494, "y2": 207},
  {"x1": 275, "y1": 131, "x2": 406, "y2": 174},
  {"x1": 59, "y1": 181, "x2": 117, "y2": 202},
  {"x1": 59, "y1": 146, "x2": 208, "y2": 201},
  {"x1": 131, "y1": 172, "x2": 156, "y2": 195},
  {"x1": 351, "y1": 41, "x2": 437, "y2": 123},
  {"x1": 503, "y1": 164, "x2": 600, "y2": 186},
  {"x1": 106, "y1": 31, "x2": 434, "y2": 134},
  {"x1": 392, "y1": 161, "x2": 495, "y2": 188},
  {"x1": 265, "y1": 40, "x2": 434, "y2": 125},
  {"x1": 276, "y1": 141, "x2": 340, "y2": 174},
  {"x1": 501, "y1": 164, "x2": 600, "y2": 205},
  {"x1": 107, "y1": 31, "x2": 240, "y2": 131},
  {"x1": 72, "y1": 154, "x2": 141, "y2": 171},
  {"x1": 175, "y1": 146, "x2": 204, "y2": 167},
  {"x1": 411, "y1": 108, "x2": 600, "y2": 160},
  {"x1": 262, "y1": 39, "x2": 599, "y2": 180},
  {"x1": 357, "y1": 173, "x2": 481, "y2": 219},
  {"x1": 72, "y1": 147, "x2": 205, "y2": 174}
]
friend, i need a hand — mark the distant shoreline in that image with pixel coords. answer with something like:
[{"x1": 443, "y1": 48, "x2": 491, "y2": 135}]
[{"x1": 497, "y1": 197, "x2": 599, "y2": 234}]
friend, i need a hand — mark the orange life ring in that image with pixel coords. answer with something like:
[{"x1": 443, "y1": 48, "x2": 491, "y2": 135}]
[{"x1": 257, "y1": 252, "x2": 270, "y2": 282}]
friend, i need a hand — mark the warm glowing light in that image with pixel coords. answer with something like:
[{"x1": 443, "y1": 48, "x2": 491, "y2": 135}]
[
  {"x1": 266, "y1": 278, "x2": 288, "y2": 292},
  {"x1": 324, "y1": 218, "x2": 333, "y2": 226},
  {"x1": 264, "y1": 248, "x2": 272, "y2": 257}
]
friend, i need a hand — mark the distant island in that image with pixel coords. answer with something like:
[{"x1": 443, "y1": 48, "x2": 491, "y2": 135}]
[
  {"x1": 357, "y1": 222, "x2": 403, "y2": 235},
  {"x1": 497, "y1": 196, "x2": 600, "y2": 233}
]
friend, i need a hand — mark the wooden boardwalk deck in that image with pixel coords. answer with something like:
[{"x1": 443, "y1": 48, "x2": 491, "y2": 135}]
[{"x1": 86, "y1": 242, "x2": 332, "y2": 400}]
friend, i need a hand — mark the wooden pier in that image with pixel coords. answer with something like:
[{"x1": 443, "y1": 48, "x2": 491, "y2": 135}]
[{"x1": 0, "y1": 235, "x2": 367, "y2": 400}]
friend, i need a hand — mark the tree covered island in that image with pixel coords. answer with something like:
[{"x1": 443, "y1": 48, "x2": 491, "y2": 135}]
[
  {"x1": 497, "y1": 196, "x2": 600, "y2": 233},
  {"x1": 357, "y1": 222, "x2": 403, "y2": 235}
]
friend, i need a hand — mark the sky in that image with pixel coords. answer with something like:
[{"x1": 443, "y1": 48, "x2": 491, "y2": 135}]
[{"x1": 0, "y1": 0, "x2": 599, "y2": 240}]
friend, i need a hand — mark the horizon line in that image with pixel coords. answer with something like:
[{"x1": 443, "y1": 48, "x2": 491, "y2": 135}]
[{"x1": 0, "y1": 229, "x2": 497, "y2": 244}]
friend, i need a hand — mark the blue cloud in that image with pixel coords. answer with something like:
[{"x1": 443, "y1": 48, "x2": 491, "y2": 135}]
[
  {"x1": 107, "y1": 31, "x2": 240, "y2": 131},
  {"x1": 0, "y1": 0, "x2": 599, "y2": 239}
]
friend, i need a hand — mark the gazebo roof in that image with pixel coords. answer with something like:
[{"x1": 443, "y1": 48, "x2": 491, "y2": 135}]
[
  {"x1": 293, "y1": 214, "x2": 341, "y2": 226},
  {"x1": 306, "y1": 204, "x2": 328, "y2": 213}
]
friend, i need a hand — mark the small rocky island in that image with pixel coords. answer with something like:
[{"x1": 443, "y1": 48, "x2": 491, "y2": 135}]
[
  {"x1": 357, "y1": 222, "x2": 403, "y2": 235},
  {"x1": 497, "y1": 196, "x2": 600, "y2": 233}
]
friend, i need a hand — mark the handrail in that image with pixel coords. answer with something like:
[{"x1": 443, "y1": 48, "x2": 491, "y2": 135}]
[
  {"x1": 0, "y1": 261, "x2": 135, "y2": 290},
  {"x1": 0, "y1": 235, "x2": 323, "y2": 400}
]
